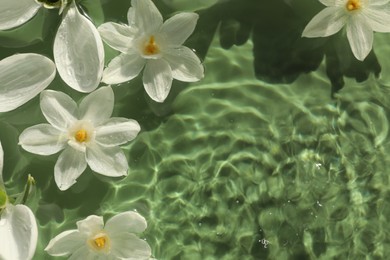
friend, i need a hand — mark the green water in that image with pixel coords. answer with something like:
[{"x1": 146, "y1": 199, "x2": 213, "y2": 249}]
[{"x1": 2, "y1": 0, "x2": 390, "y2": 259}]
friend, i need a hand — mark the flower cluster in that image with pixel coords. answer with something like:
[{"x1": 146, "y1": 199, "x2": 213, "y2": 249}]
[
  {"x1": 2, "y1": 0, "x2": 390, "y2": 258},
  {"x1": 0, "y1": 0, "x2": 206, "y2": 258},
  {"x1": 302, "y1": 0, "x2": 390, "y2": 61}
]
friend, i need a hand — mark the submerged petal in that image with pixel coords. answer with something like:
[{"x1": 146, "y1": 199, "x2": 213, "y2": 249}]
[
  {"x1": 0, "y1": 54, "x2": 55, "y2": 112},
  {"x1": 142, "y1": 59, "x2": 173, "y2": 102},
  {"x1": 160, "y1": 12, "x2": 199, "y2": 46},
  {"x1": 79, "y1": 86, "x2": 114, "y2": 125},
  {"x1": 0, "y1": 0, "x2": 41, "y2": 30},
  {"x1": 105, "y1": 211, "x2": 147, "y2": 234},
  {"x1": 102, "y1": 52, "x2": 145, "y2": 85},
  {"x1": 0, "y1": 204, "x2": 38, "y2": 260},
  {"x1": 45, "y1": 230, "x2": 84, "y2": 257},
  {"x1": 131, "y1": 0, "x2": 163, "y2": 33},
  {"x1": 86, "y1": 144, "x2": 128, "y2": 177},
  {"x1": 95, "y1": 118, "x2": 140, "y2": 147},
  {"x1": 54, "y1": 1, "x2": 104, "y2": 92},
  {"x1": 164, "y1": 46, "x2": 204, "y2": 82},
  {"x1": 302, "y1": 6, "x2": 347, "y2": 37},
  {"x1": 346, "y1": 15, "x2": 373, "y2": 61},
  {"x1": 98, "y1": 22, "x2": 136, "y2": 53},
  {"x1": 54, "y1": 147, "x2": 87, "y2": 191},
  {"x1": 40, "y1": 90, "x2": 78, "y2": 130},
  {"x1": 19, "y1": 124, "x2": 66, "y2": 155}
]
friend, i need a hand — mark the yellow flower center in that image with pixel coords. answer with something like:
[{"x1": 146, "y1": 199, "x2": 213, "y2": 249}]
[
  {"x1": 94, "y1": 236, "x2": 106, "y2": 248},
  {"x1": 88, "y1": 233, "x2": 111, "y2": 253},
  {"x1": 143, "y1": 36, "x2": 159, "y2": 55},
  {"x1": 75, "y1": 129, "x2": 88, "y2": 143},
  {"x1": 346, "y1": 0, "x2": 361, "y2": 11}
]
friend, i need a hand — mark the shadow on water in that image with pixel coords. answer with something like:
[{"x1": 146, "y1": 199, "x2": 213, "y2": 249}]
[{"x1": 195, "y1": 0, "x2": 381, "y2": 96}]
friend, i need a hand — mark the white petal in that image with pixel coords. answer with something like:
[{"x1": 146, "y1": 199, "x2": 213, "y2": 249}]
[
  {"x1": 302, "y1": 7, "x2": 347, "y2": 37},
  {"x1": 40, "y1": 90, "x2": 78, "y2": 130},
  {"x1": 131, "y1": 0, "x2": 163, "y2": 33},
  {"x1": 364, "y1": 7, "x2": 390, "y2": 32},
  {"x1": 102, "y1": 52, "x2": 145, "y2": 85},
  {"x1": 110, "y1": 233, "x2": 151, "y2": 259},
  {"x1": 54, "y1": 1, "x2": 104, "y2": 92},
  {"x1": 79, "y1": 86, "x2": 114, "y2": 125},
  {"x1": 86, "y1": 144, "x2": 128, "y2": 177},
  {"x1": 95, "y1": 118, "x2": 140, "y2": 147},
  {"x1": 0, "y1": 0, "x2": 41, "y2": 30},
  {"x1": 163, "y1": 46, "x2": 204, "y2": 82},
  {"x1": 127, "y1": 7, "x2": 136, "y2": 26},
  {"x1": 105, "y1": 211, "x2": 147, "y2": 234},
  {"x1": 370, "y1": 0, "x2": 390, "y2": 5},
  {"x1": 54, "y1": 147, "x2": 87, "y2": 191},
  {"x1": 68, "y1": 247, "x2": 92, "y2": 260},
  {"x1": 76, "y1": 215, "x2": 104, "y2": 235},
  {"x1": 0, "y1": 53, "x2": 55, "y2": 112},
  {"x1": 160, "y1": 13, "x2": 199, "y2": 46},
  {"x1": 319, "y1": 0, "x2": 337, "y2": 6},
  {"x1": 19, "y1": 124, "x2": 66, "y2": 155},
  {"x1": 98, "y1": 22, "x2": 136, "y2": 53},
  {"x1": 142, "y1": 59, "x2": 172, "y2": 102},
  {"x1": 346, "y1": 15, "x2": 373, "y2": 61},
  {"x1": 0, "y1": 204, "x2": 38, "y2": 260},
  {"x1": 45, "y1": 230, "x2": 85, "y2": 257}
]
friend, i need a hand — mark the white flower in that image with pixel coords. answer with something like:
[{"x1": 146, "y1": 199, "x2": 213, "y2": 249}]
[
  {"x1": 0, "y1": 53, "x2": 56, "y2": 112},
  {"x1": 302, "y1": 0, "x2": 390, "y2": 61},
  {"x1": 19, "y1": 86, "x2": 141, "y2": 191},
  {"x1": 0, "y1": 0, "x2": 104, "y2": 92},
  {"x1": 98, "y1": 0, "x2": 204, "y2": 103},
  {"x1": 0, "y1": 142, "x2": 38, "y2": 260},
  {"x1": 45, "y1": 211, "x2": 152, "y2": 259}
]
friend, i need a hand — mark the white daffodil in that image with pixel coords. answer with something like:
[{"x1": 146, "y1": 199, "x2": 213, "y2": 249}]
[
  {"x1": 19, "y1": 86, "x2": 141, "y2": 191},
  {"x1": 302, "y1": 0, "x2": 390, "y2": 61},
  {"x1": 45, "y1": 211, "x2": 152, "y2": 259},
  {"x1": 0, "y1": 0, "x2": 104, "y2": 92},
  {"x1": 98, "y1": 0, "x2": 204, "y2": 103},
  {"x1": 0, "y1": 142, "x2": 38, "y2": 260},
  {"x1": 0, "y1": 53, "x2": 56, "y2": 112}
]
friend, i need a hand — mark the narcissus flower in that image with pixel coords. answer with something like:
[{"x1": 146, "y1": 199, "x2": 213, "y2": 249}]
[
  {"x1": 45, "y1": 211, "x2": 152, "y2": 259},
  {"x1": 0, "y1": 142, "x2": 38, "y2": 260},
  {"x1": 19, "y1": 86, "x2": 141, "y2": 191},
  {"x1": 0, "y1": 0, "x2": 104, "y2": 92},
  {"x1": 98, "y1": 0, "x2": 204, "y2": 102},
  {"x1": 302, "y1": 0, "x2": 390, "y2": 61}
]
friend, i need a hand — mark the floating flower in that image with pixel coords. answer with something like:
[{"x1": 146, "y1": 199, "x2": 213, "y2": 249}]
[
  {"x1": 19, "y1": 86, "x2": 141, "y2": 191},
  {"x1": 0, "y1": 142, "x2": 38, "y2": 260},
  {"x1": 302, "y1": 0, "x2": 390, "y2": 61},
  {"x1": 0, "y1": 0, "x2": 104, "y2": 92},
  {"x1": 0, "y1": 53, "x2": 56, "y2": 112},
  {"x1": 45, "y1": 211, "x2": 152, "y2": 259},
  {"x1": 98, "y1": 0, "x2": 204, "y2": 102}
]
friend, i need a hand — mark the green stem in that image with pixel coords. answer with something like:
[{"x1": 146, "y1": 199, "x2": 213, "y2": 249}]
[{"x1": 21, "y1": 174, "x2": 35, "y2": 205}]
